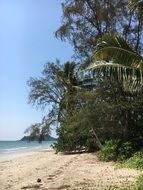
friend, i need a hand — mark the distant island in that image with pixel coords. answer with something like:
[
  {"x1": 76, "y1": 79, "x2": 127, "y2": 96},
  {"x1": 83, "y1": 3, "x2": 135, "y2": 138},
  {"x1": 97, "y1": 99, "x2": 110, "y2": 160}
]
[{"x1": 20, "y1": 135, "x2": 57, "y2": 141}]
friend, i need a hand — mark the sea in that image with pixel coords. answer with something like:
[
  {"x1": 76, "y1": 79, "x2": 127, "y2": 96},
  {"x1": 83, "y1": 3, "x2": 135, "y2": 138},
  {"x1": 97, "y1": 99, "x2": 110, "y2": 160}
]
[{"x1": 0, "y1": 141, "x2": 56, "y2": 157}]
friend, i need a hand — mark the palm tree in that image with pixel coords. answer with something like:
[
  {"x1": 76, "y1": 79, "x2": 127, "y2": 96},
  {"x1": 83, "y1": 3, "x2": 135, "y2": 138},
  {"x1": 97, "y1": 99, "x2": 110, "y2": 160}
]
[
  {"x1": 56, "y1": 62, "x2": 78, "y2": 117},
  {"x1": 77, "y1": 34, "x2": 143, "y2": 140},
  {"x1": 81, "y1": 34, "x2": 143, "y2": 93},
  {"x1": 79, "y1": 0, "x2": 143, "y2": 93}
]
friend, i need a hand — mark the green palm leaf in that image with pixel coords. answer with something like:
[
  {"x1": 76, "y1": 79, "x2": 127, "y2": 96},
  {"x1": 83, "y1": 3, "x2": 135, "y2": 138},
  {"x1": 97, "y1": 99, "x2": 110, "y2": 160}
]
[
  {"x1": 94, "y1": 35, "x2": 143, "y2": 67},
  {"x1": 78, "y1": 35, "x2": 143, "y2": 93},
  {"x1": 130, "y1": 0, "x2": 143, "y2": 13},
  {"x1": 82, "y1": 62, "x2": 143, "y2": 93}
]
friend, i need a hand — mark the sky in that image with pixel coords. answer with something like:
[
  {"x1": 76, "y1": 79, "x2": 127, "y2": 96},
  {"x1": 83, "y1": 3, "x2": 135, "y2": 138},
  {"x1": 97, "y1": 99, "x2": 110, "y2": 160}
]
[{"x1": 0, "y1": 0, "x2": 73, "y2": 140}]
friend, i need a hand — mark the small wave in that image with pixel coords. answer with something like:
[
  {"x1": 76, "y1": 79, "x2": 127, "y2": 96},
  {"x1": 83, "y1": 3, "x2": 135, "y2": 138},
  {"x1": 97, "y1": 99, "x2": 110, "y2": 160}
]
[
  {"x1": 4, "y1": 147, "x2": 28, "y2": 151},
  {"x1": 33, "y1": 146, "x2": 42, "y2": 149}
]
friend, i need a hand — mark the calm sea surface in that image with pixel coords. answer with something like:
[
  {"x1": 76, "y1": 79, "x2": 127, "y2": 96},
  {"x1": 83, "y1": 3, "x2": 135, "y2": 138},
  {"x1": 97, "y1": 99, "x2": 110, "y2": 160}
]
[{"x1": 0, "y1": 141, "x2": 56, "y2": 157}]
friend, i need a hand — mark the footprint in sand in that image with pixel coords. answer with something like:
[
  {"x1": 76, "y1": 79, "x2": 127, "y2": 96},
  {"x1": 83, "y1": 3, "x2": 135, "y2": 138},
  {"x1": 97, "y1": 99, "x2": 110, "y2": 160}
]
[
  {"x1": 21, "y1": 184, "x2": 42, "y2": 189},
  {"x1": 47, "y1": 174, "x2": 55, "y2": 180}
]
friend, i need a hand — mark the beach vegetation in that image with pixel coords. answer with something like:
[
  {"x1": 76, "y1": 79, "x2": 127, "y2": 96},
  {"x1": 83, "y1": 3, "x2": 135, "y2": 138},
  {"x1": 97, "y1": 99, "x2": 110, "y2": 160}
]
[
  {"x1": 56, "y1": 0, "x2": 143, "y2": 60},
  {"x1": 108, "y1": 174, "x2": 143, "y2": 189},
  {"x1": 75, "y1": 175, "x2": 143, "y2": 190},
  {"x1": 26, "y1": 0, "x2": 143, "y2": 171},
  {"x1": 23, "y1": 1, "x2": 143, "y2": 189},
  {"x1": 120, "y1": 151, "x2": 143, "y2": 170},
  {"x1": 24, "y1": 121, "x2": 51, "y2": 143},
  {"x1": 97, "y1": 140, "x2": 135, "y2": 162}
]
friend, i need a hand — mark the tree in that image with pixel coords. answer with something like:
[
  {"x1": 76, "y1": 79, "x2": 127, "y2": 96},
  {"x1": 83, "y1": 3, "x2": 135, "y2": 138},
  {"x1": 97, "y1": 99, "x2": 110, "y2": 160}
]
[
  {"x1": 92, "y1": 34, "x2": 143, "y2": 93},
  {"x1": 76, "y1": 34, "x2": 143, "y2": 141},
  {"x1": 26, "y1": 0, "x2": 143, "y2": 151},
  {"x1": 26, "y1": 60, "x2": 78, "y2": 140},
  {"x1": 55, "y1": 73, "x2": 143, "y2": 152},
  {"x1": 25, "y1": 118, "x2": 50, "y2": 143},
  {"x1": 56, "y1": 0, "x2": 143, "y2": 59},
  {"x1": 71, "y1": 0, "x2": 143, "y2": 141}
]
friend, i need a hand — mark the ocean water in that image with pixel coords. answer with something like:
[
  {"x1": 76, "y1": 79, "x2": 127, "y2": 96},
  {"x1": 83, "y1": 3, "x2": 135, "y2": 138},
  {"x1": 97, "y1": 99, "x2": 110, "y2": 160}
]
[{"x1": 0, "y1": 141, "x2": 56, "y2": 157}]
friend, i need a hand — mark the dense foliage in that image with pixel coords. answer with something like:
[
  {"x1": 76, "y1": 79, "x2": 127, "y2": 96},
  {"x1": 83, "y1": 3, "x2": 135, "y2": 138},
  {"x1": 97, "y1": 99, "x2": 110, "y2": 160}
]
[
  {"x1": 26, "y1": 0, "x2": 143, "y2": 163},
  {"x1": 97, "y1": 140, "x2": 135, "y2": 162},
  {"x1": 56, "y1": 0, "x2": 143, "y2": 59},
  {"x1": 121, "y1": 151, "x2": 143, "y2": 170}
]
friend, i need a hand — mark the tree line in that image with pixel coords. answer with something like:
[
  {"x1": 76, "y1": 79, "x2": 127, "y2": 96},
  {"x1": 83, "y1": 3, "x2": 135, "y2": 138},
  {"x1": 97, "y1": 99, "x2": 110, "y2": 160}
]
[{"x1": 25, "y1": 0, "x2": 143, "y2": 156}]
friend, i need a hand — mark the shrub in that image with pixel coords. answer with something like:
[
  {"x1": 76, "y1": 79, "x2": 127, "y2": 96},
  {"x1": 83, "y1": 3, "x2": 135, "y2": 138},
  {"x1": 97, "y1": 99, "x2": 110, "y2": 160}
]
[
  {"x1": 97, "y1": 139, "x2": 120, "y2": 161},
  {"x1": 97, "y1": 140, "x2": 136, "y2": 162},
  {"x1": 118, "y1": 142, "x2": 134, "y2": 161},
  {"x1": 121, "y1": 151, "x2": 143, "y2": 170},
  {"x1": 53, "y1": 123, "x2": 98, "y2": 153}
]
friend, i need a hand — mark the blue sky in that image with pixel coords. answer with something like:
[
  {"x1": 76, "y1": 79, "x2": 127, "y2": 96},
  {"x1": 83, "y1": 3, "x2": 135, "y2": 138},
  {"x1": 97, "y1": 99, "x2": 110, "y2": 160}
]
[{"x1": 0, "y1": 0, "x2": 73, "y2": 140}]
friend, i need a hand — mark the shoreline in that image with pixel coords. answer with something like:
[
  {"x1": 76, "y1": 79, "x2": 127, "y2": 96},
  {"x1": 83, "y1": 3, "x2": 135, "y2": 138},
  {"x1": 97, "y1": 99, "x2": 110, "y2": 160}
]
[
  {"x1": 0, "y1": 147, "x2": 53, "y2": 160},
  {"x1": 0, "y1": 140, "x2": 55, "y2": 158},
  {"x1": 0, "y1": 150, "x2": 141, "y2": 190}
]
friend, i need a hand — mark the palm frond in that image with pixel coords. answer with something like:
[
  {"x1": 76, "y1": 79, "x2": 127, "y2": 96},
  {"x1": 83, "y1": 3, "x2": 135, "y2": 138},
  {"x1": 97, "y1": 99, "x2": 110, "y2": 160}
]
[
  {"x1": 130, "y1": 0, "x2": 143, "y2": 13},
  {"x1": 78, "y1": 62, "x2": 143, "y2": 93},
  {"x1": 94, "y1": 35, "x2": 143, "y2": 67},
  {"x1": 78, "y1": 35, "x2": 143, "y2": 93}
]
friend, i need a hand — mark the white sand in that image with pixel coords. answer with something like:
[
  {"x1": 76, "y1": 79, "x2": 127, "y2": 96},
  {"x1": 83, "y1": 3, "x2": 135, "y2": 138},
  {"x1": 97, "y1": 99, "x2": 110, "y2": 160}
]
[{"x1": 0, "y1": 150, "x2": 141, "y2": 190}]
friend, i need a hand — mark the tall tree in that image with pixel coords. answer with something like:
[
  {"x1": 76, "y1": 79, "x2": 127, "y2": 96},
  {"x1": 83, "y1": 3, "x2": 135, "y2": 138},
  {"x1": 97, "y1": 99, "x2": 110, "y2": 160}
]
[
  {"x1": 26, "y1": 60, "x2": 78, "y2": 138},
  {"x1": 78, "y1": 34, "x2": 143, "y2": 141},
  {"x1": 56, "y1": 0, "x2": 143, "y2": 59}
]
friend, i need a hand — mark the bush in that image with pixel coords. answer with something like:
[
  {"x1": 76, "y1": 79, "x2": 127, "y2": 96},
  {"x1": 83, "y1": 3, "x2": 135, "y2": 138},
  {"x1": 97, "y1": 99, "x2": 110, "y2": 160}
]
[
  {"x1": 97, "y1": 139, "x2": 120, "y2": 161},
  {"x1": 97, "y1": 140, "x2": 135, "y2": 162},
  {"x1": 118, "y1": 142, "x2": 134, "y2": 161},
  {"x1": 121, "y1": 151, "x2": 143, "y2": 170},
  {"x1": 53, "y1": 123, "x2": 98, "y2": 153}
]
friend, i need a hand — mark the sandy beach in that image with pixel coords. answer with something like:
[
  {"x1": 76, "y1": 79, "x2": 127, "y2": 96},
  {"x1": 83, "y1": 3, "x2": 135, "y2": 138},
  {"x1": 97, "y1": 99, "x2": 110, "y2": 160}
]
[{"x1": 0, "y1": 150, "x2": 141, "y2": 190}]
